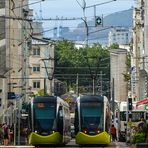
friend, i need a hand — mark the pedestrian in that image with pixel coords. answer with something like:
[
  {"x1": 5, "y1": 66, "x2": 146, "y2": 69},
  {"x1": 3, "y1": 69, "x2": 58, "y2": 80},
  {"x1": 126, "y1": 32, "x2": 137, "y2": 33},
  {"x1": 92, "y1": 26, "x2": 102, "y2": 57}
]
[
  {"x1": 0, "y1": 124, "x2": 3, "y2": 144},
  {"x1": 138, "y1": 118, "x2": 146, "y2": 130},
  {"x1": 110, "y1": 124, "x2": 117, "y2": 142},
  {"x1": 2, "y1": 123, "x2": 9, "y2": 145},
  {"x1": 8, "y1": 125, "x2": 14, "y2": 144}
]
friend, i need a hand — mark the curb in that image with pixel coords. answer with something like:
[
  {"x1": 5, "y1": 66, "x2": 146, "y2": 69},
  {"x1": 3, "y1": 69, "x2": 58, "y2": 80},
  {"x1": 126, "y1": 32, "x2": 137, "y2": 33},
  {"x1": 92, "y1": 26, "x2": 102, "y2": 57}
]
[{"x1": 135, "y1": 143, "x2": 148, "y2": 148}]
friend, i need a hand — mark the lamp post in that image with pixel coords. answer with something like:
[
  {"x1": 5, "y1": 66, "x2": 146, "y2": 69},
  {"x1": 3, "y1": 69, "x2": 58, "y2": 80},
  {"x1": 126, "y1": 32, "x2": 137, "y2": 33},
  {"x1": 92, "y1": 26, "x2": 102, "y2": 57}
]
[{"x1": 13, "y1": 94, "x2": 24, "y2": 145}]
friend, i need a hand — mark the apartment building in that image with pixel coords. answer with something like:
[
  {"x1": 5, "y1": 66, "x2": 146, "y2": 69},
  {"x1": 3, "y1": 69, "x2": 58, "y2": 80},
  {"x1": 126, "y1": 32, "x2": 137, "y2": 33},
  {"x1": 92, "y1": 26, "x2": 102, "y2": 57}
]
[
  {"x1": 29, "y1": 37, "x2": 54, "y2": 96},
  {"x1": 108, "y1": 27, "x2": 132, "y2": 46},
  {"x1": 0, "y1": 0, "x2": 31, "y2": 123},
  {"x1": 0, "y1": 0, "x2": 7, "y2": 121}
]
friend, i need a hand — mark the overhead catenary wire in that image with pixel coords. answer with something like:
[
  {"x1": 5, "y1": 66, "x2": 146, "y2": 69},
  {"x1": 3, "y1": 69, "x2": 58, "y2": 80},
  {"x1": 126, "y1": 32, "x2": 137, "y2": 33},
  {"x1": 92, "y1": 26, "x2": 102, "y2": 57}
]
[
  {"x1": 11, "y1": 0, "x2": 45, "y2": 10},
  {"x1": 86, "y1": 0, "x2": 117, "y2": 9},
  {"x1": 1, "y1": 0, "x2": 133, "y2": 43}
]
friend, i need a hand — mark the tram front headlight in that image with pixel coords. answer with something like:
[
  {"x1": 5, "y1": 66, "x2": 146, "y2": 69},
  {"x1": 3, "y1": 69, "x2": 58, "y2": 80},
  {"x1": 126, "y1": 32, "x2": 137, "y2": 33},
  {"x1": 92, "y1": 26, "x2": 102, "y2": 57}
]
[
  {"x1": 96, "y1": 128, "x2": 102, "y2": 134},
  {"x1": 35, "y1": 131, "x2": 37, "y2": 133},
  {"x1": 82, "y1": 129, "x2": 88, "y2": 134},
  {"x1": 50, "y1": 130, "x2": 55, "y2": 134},
  {"x1": 52, "y1": 130, "x2": 55, "y2": 133},
  {"x1": 96, "y1": 130, "x2": 101, "y2": 134}
]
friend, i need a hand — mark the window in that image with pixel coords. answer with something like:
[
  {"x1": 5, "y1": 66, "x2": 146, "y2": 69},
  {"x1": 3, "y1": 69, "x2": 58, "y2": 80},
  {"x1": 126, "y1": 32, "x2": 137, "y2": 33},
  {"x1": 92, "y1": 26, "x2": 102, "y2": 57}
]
[
  {"x1": 0, "y1": 98, "x2": 1, "y2": 107},
  {"x1": 33, "y1": 48, "x2": 40, "y2": 56},
  {"x1": 0, "y1": 45, "x2": 6, "y2": 69},
  {"x1": 33, "y1": 65, "x2": 40, "y2": 72},
  {"x1": 0, "y1": 1, "x2": 5, "y2": 9},
  {"x1": 33, "y1": 81, "x2": 40, "y2": 88},
  {"x1": 0, "y1": 17, "x2": 5, "y2": 40}
]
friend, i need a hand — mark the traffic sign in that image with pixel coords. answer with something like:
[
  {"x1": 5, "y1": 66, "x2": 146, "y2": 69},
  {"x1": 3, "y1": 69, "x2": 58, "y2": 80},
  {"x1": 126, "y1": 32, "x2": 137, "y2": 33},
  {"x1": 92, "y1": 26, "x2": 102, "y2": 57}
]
[{"x1": 95, "y1": 16, "x2": 102, "y2": 26}]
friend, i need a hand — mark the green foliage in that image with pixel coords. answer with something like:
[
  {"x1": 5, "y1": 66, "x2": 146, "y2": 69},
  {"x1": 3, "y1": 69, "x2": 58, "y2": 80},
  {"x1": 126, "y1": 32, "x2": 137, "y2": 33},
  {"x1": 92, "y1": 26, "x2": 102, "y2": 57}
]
[
  {"x1": 35, "y1": 89, "x2": 47, "y2": 96},
  {"x1": 132, "y1": 132, "x2": 145, "y2": 144},
  {"x1": 38, "y1": 89, "x2": 45, "y2": 96},
  {"x1": 109, "y1": 43, "x2": 119, "y2": 49},
  {"x1": 132, "y1": 123, "x2": 148, "y2": 143},
  {"x1": 122, "y1": 53, "x2": 131, "y2": 82},
  {"x1": 126, "y1": 53, "x2": 131, "y2": 70},
  {"x1": 54, "y1": 40, "x2": 110, "y2": 95},
  {"x1": 122, "y1": 73, "x2": 131, "y2": 81},
  {"x1": 140, "y1": 123, "x2": 148, "y2": 136}
]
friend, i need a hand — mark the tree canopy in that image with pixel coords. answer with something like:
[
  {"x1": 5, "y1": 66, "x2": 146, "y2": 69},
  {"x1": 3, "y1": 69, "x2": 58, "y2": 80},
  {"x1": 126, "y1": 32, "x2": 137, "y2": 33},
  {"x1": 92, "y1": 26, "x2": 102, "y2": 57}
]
[{"x1": 54, "y1": 40, "x2": 110, "y2": 97}]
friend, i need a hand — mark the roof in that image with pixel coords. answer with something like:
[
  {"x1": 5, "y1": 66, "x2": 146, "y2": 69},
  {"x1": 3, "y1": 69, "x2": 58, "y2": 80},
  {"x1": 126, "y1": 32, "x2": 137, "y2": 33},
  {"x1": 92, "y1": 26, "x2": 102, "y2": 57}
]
[{"x1": 32, "y1": 36, "x2": 50, "y2": 45}]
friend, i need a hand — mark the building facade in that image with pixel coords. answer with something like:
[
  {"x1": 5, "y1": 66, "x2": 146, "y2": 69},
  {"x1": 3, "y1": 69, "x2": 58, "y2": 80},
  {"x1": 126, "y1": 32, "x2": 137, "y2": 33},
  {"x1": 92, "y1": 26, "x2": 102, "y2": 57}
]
[
  {"x1": 0, "y1": 0, "x2": 31, "y2": 123},
  {"x1": 0, "y1": 0, "x2": 7, "y2": 122},
  {"x1": 110, "y1": 48, "x2": 128, "y2": 102},
  {"x1": 29, "y1": 37, "x2": 54, "y2": 96},
  {"x1": 108, "y1": 27, "x2": 132, "y2": 46},
  {"x1": 131, "y1": 0, "x2": 148, "y2": 101}
]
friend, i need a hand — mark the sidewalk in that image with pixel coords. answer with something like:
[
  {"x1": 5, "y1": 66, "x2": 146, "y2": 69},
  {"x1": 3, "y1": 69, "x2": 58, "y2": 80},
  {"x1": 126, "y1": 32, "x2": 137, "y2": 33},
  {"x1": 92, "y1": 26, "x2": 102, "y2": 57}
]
[
  {"x1": 0, "y1": 146, "x2": 34, "y2": 148},
  {"x1": 110, "y1": 142, "x2": 130, "y2": 147}
]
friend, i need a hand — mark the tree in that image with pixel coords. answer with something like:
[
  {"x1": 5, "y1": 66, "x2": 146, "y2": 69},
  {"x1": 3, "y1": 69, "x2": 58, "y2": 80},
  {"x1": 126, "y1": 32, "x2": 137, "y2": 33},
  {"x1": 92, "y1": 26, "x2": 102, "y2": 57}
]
[
  {"x1": 109, "y1": 43, "x2": 119, "y2": 49},
  {"x1": 34, "y1": 89, "x2": 46, "y2": 96},
  {"x1": 54, "y1": 40, "x2": 76, "y2": 91},
  {"x1": 54, "y1": 40, "x2": 110, "y2": 96}
]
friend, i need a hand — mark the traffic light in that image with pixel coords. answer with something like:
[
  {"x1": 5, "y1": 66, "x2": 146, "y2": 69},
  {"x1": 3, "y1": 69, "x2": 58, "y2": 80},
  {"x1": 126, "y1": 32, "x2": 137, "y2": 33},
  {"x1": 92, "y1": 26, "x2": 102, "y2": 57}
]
[
  {"x1": 128, "y1": 98, "x2": 133, "y2": 110},
  {"x1": 95, "y1": 16, "x2": 102, "y2": 26}
]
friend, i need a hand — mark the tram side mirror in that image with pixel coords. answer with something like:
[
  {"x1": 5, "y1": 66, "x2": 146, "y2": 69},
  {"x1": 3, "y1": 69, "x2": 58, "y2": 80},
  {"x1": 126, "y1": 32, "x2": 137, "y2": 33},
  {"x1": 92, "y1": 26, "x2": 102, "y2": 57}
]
[
  {"x1": 59, "y1": 106, "x2": 63, "y2": 118},
  {"x1": 59, "y1": 110, "x2": 63, "y2": 118}
]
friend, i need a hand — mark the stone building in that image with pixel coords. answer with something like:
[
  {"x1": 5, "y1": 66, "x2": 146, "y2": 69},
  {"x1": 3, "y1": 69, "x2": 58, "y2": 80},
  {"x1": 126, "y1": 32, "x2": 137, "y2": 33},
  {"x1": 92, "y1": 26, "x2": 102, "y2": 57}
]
[{"x1": 110, "y1": 48, "x2": 128, "y2": 102}]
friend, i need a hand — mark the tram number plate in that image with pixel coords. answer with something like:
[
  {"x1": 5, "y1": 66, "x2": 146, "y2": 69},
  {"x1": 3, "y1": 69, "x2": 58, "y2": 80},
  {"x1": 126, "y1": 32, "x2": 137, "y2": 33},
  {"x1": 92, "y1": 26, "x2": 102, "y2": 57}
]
[{"x1": 37, "y1": 103, "x2": 45, "y2": 108}]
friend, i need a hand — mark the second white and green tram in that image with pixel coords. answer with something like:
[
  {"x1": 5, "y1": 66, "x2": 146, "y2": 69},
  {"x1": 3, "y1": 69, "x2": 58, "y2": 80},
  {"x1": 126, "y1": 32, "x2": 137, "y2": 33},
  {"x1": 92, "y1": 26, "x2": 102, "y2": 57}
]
[
  {"x1": 28, "y1": 96, "x2": 71, "y2": 146},
  {"x1": 74, "y1": 94, "x2": 111, "y2": 145}
]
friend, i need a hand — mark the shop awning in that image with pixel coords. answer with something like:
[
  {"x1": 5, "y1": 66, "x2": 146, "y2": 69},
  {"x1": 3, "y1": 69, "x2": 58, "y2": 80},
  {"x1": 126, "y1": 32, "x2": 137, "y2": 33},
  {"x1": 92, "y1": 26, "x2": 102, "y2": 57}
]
[{"x1": 136, "y1": 98, "x2": 148, "y2": 106}]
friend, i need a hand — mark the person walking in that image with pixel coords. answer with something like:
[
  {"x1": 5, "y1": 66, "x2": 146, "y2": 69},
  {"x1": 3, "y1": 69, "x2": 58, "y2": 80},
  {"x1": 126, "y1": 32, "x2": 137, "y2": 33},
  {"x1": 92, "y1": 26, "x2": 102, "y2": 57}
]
[
  {"x1": 0, "y1": 124, "x2": 3, "y2": 144},
  {"x1": 2, "y1": 123, "x2": 9, "y2": 145},
  {"x1": 8, "y1": 125, "x2": 14, "y2": 144},
  {"x1": 110, "y1": 124, "x2": 117, "y2": 142}
]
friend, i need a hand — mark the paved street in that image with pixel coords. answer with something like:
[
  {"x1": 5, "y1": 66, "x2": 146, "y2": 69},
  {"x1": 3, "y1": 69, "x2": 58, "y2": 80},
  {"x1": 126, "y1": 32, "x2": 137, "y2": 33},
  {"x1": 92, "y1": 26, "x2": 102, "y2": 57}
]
[{"x1": 0, "y1": 139, "x2": 132, "y2": 148}]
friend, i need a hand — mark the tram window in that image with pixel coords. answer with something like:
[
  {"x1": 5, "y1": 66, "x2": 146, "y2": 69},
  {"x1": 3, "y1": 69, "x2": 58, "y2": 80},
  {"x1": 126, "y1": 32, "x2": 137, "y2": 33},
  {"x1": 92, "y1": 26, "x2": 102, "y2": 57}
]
[
  {"x1": 80, "y1": 102, "x2": 103, "y2": 129},
  {"x1": 120, "y1": 111, "x2": 126, "y2": 121},
  {"x1": 34, "y1": 103, "x2": 56, "y2": 131},
  {"x1": 59, "y1": 110, "x2": 63, "y2": 117},
  {"x1": 35, "y1": 106, "x2": 55, "y2": 119},
  {"x1": 59, "y1": 106, "x2": 63, "y2": 117},
  {"x1": 81, "y1": 102, "x2": 102, "y2": 116}
]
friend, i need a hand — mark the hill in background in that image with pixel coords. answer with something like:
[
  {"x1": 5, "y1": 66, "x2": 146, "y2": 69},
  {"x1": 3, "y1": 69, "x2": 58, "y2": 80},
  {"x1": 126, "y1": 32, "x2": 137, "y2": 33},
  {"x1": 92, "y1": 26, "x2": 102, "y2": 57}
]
[
  {"x1": 103, "y1": 8, "x2": 133, "y2": 27},
  {"x1": 53, "y1": 9, "x2": 133, "y2": 45}
]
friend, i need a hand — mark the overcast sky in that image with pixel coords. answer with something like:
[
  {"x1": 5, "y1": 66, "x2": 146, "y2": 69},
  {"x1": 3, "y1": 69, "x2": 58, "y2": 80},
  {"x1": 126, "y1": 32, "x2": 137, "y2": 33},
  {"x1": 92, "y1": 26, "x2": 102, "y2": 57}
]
[{"x1": 29, "y1": 0, "x2": 135, "y2": 35}]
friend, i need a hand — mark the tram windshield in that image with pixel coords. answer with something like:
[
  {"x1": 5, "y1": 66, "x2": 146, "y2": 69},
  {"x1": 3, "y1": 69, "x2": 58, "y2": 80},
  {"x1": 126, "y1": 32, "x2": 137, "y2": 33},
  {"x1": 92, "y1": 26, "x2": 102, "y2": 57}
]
[
  {"x1": 34, "y1": 102, "x2": 56, "y2": 134},
  {"x1": 80, "y1": 102, "x2": 104, "y2": 132}
]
